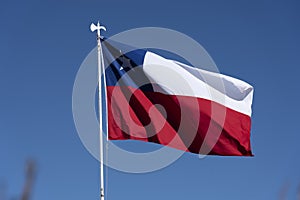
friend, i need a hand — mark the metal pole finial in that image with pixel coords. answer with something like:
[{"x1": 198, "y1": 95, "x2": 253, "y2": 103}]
[{"x1": 90, "y1": 22, "x2": 106, "y2": 38}]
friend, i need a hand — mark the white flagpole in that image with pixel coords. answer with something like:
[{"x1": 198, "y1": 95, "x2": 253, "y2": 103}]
[{"x1": 90, "y1": 21, "x2": 107, "y2": 200}]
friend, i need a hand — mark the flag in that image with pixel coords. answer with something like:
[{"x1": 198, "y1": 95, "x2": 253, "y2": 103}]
[{"x1": 101, "y1": 39, "x2": 254, "y2": 156}]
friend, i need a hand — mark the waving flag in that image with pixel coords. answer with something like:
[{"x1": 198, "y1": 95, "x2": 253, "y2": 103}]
[{"x1": 102, "y1": 39, "x2": 254, "y2": 156}]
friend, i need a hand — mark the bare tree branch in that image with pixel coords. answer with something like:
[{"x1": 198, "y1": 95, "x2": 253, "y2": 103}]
[
  {"x1": 279, "y1": 182, "x2": 290, "y2": 200},
  {"x1": 297, "y1": 182, "x2": 300, "y2": 200},
  {"x1": 0, "y1": 180, "x2": 7, "y2": 200},
  {"x1": 21, "y1": 160, "x2": 36, "y2": 200}
]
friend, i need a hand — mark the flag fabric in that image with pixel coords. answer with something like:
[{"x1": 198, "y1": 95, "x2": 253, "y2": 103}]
[{"x1": 101, "y1": 39, "x2": 254, "y2": 156}]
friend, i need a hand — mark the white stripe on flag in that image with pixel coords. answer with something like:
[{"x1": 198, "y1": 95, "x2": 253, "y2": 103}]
[{"x1": 143, "y1": 52, "x2": 253, "y2": 116}]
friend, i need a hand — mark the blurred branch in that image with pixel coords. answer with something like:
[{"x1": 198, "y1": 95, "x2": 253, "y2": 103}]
[
  {"x1": 297, "y1": 183, "x2": 300, "y2": 200},
  {"x1": 0, "y1": 181, "x2": 6, "y2": 200},
  {"x1": 20, "y1": 160, "x2": 36, "y2": 200},
  {"x1": 279, "y1": 182, "x2": 290, "y2": 200}
]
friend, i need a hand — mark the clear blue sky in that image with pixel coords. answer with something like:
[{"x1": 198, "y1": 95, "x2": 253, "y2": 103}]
[{"x1": 1, "y1": 0, "x2": 300, "y2": 199}]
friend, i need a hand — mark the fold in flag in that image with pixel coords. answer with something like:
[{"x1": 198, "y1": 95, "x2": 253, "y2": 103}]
[{"x1": 101, "y1": 39, "x2": 254, "y2": 156}]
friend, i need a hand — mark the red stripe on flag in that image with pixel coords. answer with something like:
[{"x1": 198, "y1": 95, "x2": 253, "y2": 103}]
[{"x1": 107, "y1": 86, "x2": 252, "y2": 156}]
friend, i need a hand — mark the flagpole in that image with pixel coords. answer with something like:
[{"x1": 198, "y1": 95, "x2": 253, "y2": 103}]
[{"x1": 90, "y1": 21, "x2": 107, "y2": 200}]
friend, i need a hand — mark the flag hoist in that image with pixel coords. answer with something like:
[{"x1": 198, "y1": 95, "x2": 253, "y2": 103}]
[{"x1": 90, "y1": 21, "x2": 107, "y2": 200}]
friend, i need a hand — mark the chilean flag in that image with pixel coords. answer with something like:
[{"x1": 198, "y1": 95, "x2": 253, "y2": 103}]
[{"x1": 102, "y1": 39, "x2": 254, "y2": 156}]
